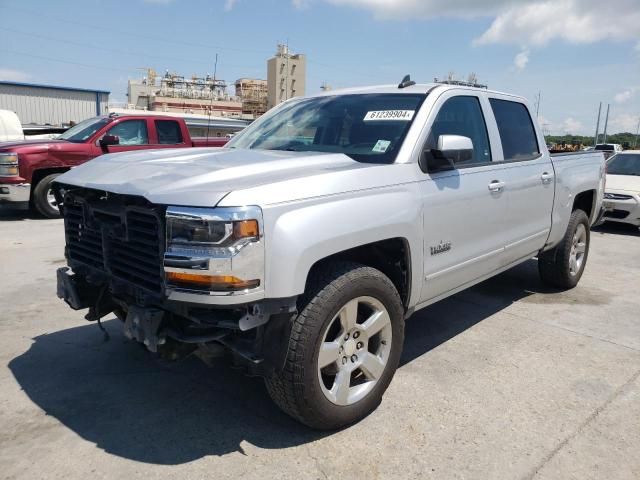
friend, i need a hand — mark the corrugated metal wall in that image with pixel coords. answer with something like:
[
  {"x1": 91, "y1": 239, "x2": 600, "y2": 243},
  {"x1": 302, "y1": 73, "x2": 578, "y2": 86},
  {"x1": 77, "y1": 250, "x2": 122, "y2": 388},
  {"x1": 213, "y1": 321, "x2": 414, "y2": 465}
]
[{"x1": 0, "y1": 84, "x2": 109, "y2": 126}]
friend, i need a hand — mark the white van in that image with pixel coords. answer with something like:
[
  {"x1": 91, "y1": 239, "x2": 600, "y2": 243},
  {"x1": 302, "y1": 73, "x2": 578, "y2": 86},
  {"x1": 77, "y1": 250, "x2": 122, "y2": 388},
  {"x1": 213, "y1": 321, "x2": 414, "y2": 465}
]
[{"x1": 0, "y1": 110, "x2": 25, "y2": 142}]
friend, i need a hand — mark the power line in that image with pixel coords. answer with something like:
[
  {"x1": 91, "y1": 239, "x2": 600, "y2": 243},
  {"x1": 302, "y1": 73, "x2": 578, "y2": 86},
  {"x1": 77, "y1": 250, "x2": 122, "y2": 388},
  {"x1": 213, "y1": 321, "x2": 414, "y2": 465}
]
[
  {"x1": 1, "y1": 4, "x2": 398, "y2": 89},
  {"x1": 1, "y1": 4, "x2": 393, "y2": 84},
  {"x1": 0, "y1": 4, "x2": 273, "y2": 56},
  {"x1": 0, "y1": 27, "x2": 216, "y2": 67},
  {"x1": 0, "y1": 49, "x2": 138, "y2": 74}
]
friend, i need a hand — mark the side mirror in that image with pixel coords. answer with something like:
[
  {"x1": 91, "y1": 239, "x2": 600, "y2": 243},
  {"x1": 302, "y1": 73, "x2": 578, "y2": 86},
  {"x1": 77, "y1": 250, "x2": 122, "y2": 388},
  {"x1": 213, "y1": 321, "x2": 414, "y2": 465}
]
[
  {"x1": 419, "y1": 135, "x2": 474, "y2": 173},
  {"x1": 99, "y1": 134, "x2": 120, "y2": 149}
]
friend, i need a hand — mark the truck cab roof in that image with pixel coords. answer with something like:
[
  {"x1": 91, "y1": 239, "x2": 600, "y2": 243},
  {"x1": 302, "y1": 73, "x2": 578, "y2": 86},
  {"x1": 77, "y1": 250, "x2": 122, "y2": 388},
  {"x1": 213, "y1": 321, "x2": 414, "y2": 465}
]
[{"x1": 310, "y1": 82, "x2": 524, "y2": 102}]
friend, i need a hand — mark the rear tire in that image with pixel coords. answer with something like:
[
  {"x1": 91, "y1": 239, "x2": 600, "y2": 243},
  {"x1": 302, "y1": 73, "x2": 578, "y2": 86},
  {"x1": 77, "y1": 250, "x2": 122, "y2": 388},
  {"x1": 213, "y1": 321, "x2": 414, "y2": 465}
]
[
  {"x1": 538, "y1": 209, "x2": 590, "y2": 289},
  {"x1": 265, "y1": 261, "x2": 405, "y2": 430},
  {"x1": 33, "y1": 173, "x2": 62, "y2": 218}
]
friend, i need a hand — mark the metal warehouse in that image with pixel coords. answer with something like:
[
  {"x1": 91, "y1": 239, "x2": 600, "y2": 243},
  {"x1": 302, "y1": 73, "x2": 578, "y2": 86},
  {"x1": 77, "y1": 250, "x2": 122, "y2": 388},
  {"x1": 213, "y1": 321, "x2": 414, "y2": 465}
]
[{"x1": 0, "y1": 81, "x2": 109, "y2": 126}]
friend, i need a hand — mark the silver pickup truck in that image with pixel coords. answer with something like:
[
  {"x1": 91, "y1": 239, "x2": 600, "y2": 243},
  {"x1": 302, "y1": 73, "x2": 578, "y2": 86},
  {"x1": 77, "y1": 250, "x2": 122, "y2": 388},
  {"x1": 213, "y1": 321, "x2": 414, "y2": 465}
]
[{"x1": 54, "y1": 78, "x2": 606, "y2": 429}]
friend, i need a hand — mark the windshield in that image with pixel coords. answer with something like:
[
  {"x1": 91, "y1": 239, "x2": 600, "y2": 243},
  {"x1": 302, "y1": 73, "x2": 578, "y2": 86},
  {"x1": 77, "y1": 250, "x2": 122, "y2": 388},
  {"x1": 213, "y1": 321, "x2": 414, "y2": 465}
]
[
  {"x1": 227, "y1": 93, "x2": 426, "y2": 163},
  {"x1": 607, "y1": 153, "x2": 640, "y2": 176},
  {"x1": 59, "y1": 117, "x2": 110, "y2": 143}
]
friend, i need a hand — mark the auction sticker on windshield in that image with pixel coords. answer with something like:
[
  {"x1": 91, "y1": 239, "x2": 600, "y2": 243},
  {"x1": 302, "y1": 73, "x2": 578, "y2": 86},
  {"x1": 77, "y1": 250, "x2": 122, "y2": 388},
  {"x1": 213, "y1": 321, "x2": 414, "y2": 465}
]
[
  {"x1": 372, "y1": 140, "x2": 391, "y2": 153},
  {"x1": 364, "y1": 110, "x2": 415, "y2": 121}
]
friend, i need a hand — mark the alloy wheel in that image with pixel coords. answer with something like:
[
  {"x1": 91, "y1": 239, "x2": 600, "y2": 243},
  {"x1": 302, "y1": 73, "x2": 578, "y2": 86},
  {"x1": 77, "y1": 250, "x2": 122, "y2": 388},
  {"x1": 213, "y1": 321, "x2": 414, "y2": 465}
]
[{"x1": 317, "y1": 296, "x2": 392, "y2": 406}]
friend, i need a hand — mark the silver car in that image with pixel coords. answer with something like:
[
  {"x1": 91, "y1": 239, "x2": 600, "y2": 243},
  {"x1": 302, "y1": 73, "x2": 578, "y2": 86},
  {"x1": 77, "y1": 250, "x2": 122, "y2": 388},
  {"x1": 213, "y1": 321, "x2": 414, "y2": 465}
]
[{"x1": 602, "y1": 150, "x2": 640, "y2": 227}]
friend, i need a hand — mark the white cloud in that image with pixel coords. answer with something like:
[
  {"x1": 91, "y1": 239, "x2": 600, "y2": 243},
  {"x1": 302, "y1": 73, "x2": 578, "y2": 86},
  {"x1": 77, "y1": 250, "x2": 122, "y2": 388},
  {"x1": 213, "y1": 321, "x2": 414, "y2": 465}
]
[
  {"x1": 614, "y1": 88, "x2": 637, "y2": 104},
  {"x1": 0, "y1": 69, "x2": 32, "y2": 82},
  {"x1": 561, "y1": 117, "x2": 583, "y2": 133},
  {"x1": 292, "y1": 0, "x2": 311, "y2": 8},
  {"x1": 475, "y1": 0, "x2": 640, "y2": 47},
  {"x1": 225, "y1": 0, "x2": 238, "y2": 10},
  {"x1": 321, "y1": 0, "x2": 640, "y2": 49},
  {"x1": 513, "y1": 49, "x2": 529, "y2": 71},
  {"x1": 536, "y1": 115, "x2": 554, "y2": 134},
  {"x1": 609, "y1": 113, "x2": 640, "y2": 133},
  {"x1": 143, "y1": 0, "x2": 174, "y2": 3}
]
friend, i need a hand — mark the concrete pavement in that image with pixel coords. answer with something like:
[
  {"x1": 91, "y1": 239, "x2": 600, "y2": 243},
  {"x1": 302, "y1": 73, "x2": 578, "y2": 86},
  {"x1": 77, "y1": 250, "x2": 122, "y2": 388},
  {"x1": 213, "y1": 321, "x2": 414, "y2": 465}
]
[{"x1": 1, "y1": 212, "x2": 638, "y2": 480}]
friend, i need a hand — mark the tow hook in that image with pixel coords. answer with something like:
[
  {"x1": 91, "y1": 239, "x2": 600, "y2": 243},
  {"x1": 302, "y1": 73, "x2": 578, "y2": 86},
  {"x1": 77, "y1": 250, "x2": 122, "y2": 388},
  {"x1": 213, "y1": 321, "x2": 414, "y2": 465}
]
[{"x1": 123, "y1": 306, "x2": 166, "y2": 352}]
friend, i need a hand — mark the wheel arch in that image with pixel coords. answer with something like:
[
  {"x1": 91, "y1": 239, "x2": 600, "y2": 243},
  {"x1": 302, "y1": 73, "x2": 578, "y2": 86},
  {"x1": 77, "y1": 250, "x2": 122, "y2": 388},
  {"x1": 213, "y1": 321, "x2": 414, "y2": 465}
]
[
  {"x1": 572, "y1": 189, "x2": 596, "y2": 220},
  {"x1": 305, "y1": 238, "x2": 412, "y2": 310},
  {"x1": 30, "y1": 167, "x2": 69, "y2": 201},
  {"x1": 262, "y1": 189, "x2": 423, "y2": 307}
]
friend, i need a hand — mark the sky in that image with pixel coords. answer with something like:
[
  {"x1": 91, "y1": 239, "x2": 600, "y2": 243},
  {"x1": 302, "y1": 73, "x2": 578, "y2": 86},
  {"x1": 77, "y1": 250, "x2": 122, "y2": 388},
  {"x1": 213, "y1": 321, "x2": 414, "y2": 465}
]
[{"x1": 0, "y1": 0, "x2": 639, "y2": 136}]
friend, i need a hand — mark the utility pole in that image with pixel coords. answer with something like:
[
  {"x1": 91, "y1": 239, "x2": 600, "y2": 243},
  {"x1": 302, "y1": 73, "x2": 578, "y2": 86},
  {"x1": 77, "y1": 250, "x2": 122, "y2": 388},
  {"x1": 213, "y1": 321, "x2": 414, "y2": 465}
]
[
  {"x1": 285, "y1": 40, "x2": 289, "y2": 101},
  {"x1": 634, "y1": 116, "x2": 640, "y2": 149},
  {"x1": 534, "y1": 91, "x2": 542, "y2": 117},
  {"x1": 603, "y1": 104, "x2": 610, "y2": 144},
  {"x1": 206, "y1": 53, "x2": 218, "y2": 142},
  {"x1": 594, "y1": 102, "x2": 602, "y2": 147}
]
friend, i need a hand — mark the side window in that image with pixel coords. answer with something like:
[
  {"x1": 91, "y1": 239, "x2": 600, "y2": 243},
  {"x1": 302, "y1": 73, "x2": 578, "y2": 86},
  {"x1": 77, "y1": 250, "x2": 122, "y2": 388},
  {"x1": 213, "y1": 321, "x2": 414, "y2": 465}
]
[
  {"x1": 156, "y1": 120, "x2": 183, "y2": 144},
  {"x1": 489, "y1": 99, "x2": 539, "y2": 161},
  {"x1": 427, "y1": 96, "x2": 491, "y2": 165},
  {"x1": 107, "y1": 120, "x2": 148, "y2": 146}
]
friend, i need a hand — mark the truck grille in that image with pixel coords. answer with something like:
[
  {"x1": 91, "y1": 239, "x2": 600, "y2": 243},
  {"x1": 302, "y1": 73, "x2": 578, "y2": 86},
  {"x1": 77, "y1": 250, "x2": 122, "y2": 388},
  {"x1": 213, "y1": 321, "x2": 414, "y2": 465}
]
[{"x1": 62, "y1": 191, "x2": 165, "y2": 295}]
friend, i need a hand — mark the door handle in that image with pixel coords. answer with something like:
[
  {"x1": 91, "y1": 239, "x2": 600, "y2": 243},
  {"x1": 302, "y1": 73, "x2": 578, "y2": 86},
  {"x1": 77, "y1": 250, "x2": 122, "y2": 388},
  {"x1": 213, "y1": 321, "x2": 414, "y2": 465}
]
[
  {"x1": 541, "y1": 172, "x2": 554, "y2": 184},
  {"x1": 488, "y1": 180, "x2": 505, "y2": 193}
]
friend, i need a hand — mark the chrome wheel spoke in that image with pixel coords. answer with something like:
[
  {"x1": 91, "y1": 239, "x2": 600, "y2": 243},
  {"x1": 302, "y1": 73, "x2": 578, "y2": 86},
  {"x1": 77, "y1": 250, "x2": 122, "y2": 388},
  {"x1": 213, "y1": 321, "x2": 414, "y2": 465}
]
[
  {"x1": 47, "y1": 189, "x2": 58, "y2": 209},
  {"x1": 359, "y1": 352, "x2": 385, "y2": 381},
  {"x1": 318, "y1": 295, "x2": 393, "y2": 406},
  {"x1": 318, "y1": 341, "x2": 340, "y2": 368},
  {"x1": 361, "y1": 309, "x2": 390, "y2": 337},
  {"x1": 569, "y1": 256, "x2": 578, "y2": 273},
  {"x1": 332, "y1": 370, "x2": 351, "y2": 405},
  {"x1": 339, "y1": 298, "x2": 359, "y2": 331},
  {"x1": 576, "y1": 242, "x2": 586, "y2": 255}
]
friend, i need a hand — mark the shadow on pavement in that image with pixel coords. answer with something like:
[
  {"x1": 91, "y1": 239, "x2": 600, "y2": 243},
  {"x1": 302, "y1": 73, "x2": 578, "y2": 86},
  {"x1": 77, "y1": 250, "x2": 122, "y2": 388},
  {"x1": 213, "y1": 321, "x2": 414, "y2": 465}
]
[
  {"x1": 9, "y1": 260, "x2": 544, "y2": 464},
  {"x1": 0, "y1": 209, "x2": 44, "y2": 221},
  {"x1": 592, "y1": 222, "x2": 640, "y2": 237},
  {"x1": 401, "y1": 259, "x2": 544, "y2": 365}
]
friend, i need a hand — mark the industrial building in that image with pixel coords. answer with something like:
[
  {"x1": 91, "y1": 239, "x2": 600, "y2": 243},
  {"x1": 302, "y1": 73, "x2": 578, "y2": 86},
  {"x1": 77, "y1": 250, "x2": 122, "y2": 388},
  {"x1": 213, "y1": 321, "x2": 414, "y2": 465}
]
[
  {"x1": 127, "y1": 69, "x2": 243, "y2": 118},
  {"x1": 267, "y1": 45, "x2": 306, "y2": 109},
  {"x1": 0, "y1": 81, "x2": 109, "y2": 126},
  {"x1": 235, "y1": 78, "x2": 268, "y2": 117}
]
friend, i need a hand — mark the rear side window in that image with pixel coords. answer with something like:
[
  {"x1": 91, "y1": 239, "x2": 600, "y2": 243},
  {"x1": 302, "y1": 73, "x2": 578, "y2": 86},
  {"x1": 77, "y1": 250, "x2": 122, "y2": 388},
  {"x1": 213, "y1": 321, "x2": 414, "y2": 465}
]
[
  {"x1": 489, "y1": 99, "x2": 539, "y2": 161},
  {"x1": 156, "y1": 120, "x2": 183, "y2": 144}
]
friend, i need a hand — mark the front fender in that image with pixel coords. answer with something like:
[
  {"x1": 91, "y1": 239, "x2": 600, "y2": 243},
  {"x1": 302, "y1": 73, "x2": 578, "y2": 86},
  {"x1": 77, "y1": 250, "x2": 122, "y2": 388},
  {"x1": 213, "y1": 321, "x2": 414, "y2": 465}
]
[{"x1": 262, "y1": 184, "x2": 423, "y2": 305}]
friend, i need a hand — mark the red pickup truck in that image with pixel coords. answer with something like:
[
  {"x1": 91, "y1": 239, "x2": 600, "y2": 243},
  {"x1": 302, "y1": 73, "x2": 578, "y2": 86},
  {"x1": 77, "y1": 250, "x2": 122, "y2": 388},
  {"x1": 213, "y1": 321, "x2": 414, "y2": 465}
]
[{"x1": 0, "y1": 113, "x2": 230, "y2": 217}]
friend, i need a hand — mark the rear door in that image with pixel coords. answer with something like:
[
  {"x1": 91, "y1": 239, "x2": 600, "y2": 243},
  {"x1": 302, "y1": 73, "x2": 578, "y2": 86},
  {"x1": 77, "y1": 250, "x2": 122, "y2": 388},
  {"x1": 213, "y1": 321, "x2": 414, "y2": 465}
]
[
  {"x1": 487, "y1": 97, "x2": 555, "y2": 263},
  {"x1": 151, "y1": 119, "x2": 189, "y2": 149},
  {"x1": 419, "y1": 90, "x2": 508, "y2": 303}
]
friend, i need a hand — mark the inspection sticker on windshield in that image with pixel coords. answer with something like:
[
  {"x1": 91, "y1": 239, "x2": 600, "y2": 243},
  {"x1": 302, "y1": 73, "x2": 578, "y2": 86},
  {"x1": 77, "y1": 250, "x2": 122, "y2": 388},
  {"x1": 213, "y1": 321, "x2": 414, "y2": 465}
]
[
  {"x1": 372, "y1": 140, "x2": 391, "y2": 153},
  {"x1": 364, "y1": 110, "x2": 415, "y2": 121}
]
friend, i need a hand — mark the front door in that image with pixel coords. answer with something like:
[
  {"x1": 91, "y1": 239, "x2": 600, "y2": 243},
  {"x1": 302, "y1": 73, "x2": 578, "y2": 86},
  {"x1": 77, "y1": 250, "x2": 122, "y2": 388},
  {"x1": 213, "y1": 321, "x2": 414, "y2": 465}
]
[
  {"x1": 100, "y1": 119, "x2": 152, "y2": 154},
  {"x1": 419, "y1": 93, "x2": 508, "y2": 303}
]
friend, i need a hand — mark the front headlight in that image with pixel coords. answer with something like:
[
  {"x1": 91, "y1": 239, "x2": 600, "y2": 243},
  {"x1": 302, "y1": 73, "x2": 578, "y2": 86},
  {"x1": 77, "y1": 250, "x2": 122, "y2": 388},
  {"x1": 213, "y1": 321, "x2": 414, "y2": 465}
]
[
  {"x1": 0, "y1": 153, "x2": 19, "y2": 177},
  {"x1": 164, "y1": 206, "x2": 264, "y2": 293}
]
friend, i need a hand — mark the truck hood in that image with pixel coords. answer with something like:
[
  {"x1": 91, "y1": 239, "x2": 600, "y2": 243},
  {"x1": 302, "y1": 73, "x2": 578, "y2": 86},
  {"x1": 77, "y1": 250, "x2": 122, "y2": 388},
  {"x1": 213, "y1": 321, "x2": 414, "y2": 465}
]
[
  {"x1": 0, "y1": 139, "x2": 66, "y2": 151},
  {"x1": 56, "y1": 147, "x2": 394, "y2": 207},
  {"x1": 606, "y1": 174, "x2": 640, "y2": 194}
]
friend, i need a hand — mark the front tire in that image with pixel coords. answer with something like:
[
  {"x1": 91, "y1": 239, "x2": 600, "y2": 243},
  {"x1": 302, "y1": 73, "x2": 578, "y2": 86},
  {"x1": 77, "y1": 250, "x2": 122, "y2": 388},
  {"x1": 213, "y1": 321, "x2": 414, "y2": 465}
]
[
  {"x1": 265, "y1": 262, "x2": 405, "y2": 430},
  {"x1": 538, "y1": 209, "x2": 590, "y2": 289},
  {"x1": 33, "y1": 173, "x2": 62, "y2": 218}
]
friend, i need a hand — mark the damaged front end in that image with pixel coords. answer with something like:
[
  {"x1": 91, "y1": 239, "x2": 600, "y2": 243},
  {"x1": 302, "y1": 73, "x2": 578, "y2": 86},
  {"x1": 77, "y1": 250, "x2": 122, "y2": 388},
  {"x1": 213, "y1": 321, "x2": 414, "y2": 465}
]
[{"x1": 54, "y1": 185, "x2": 297, "y2": 375}]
